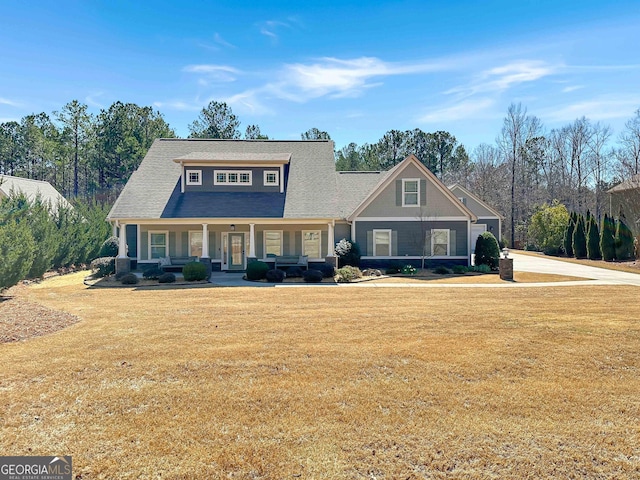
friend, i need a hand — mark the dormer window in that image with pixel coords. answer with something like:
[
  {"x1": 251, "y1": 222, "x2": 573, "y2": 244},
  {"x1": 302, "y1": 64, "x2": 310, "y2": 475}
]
[
  {"x1": 264, "y1": 170, "x2": 279, "y2": 187},
  {"x1": 186, "y1": 170, "x2": 202, "y2": 185},
  {"x1": 214, "y1": 170, "x2": 253, "y2": 185}
]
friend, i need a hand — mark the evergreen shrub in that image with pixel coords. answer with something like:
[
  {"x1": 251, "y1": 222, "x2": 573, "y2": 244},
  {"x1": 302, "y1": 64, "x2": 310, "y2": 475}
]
[
  {"x1": 90, "y1": 257, "x2": 115, "y2": 278},
  {"x1": 600, "y1": 213, "x2": 616, "y2": 261},
  {"x1": 120, "y1": 273, "x2": 138, "y2": 285},
  {"x1": 246, "y1": 261, "x2": 269, "y2": 280},
  {"x1": 434, "y1": 266, "x2": 451, "y2": 275},
  {"x1": 143, "y1": 266, "x2": 164, "y2": 280},
  {"x1": 266, "y1": 269, "x2": 286, "y2": 283},
  {"x1": 452, "y1": 265, "x2": 468, "y2": 274},
  {"x1": 99, "y1": 236, "x2": 119, "y2": 258},
  {"x1": 474, "y1": 232, "x2": 500, "y2": 270},
  {"x1": 615, "y1": 216, "x2": 634, "y2": 260},
  {"x1": 285, "y1": 267, "x2": 304, "y2": 278},
  {"x1": 315, "y1": 262, "x2": 336, "y2": 278},
  {"x1": 159, "y1": 272, "x2": 176, "y2": 284},
  {"x1": 586, "y1": 214, "x2": 601, "y2": 260},
  {"x1": 302, "y1": 269, "x2": 323, "y2": 283},
  {"x1": 572, "y1": 214, "x2": 587, "y2": 259},
  {"x1": 182, "y1": 261, "x2": 207, "y2": 281},
  {"x1": 335, "y1": 266, "x2": 362, "y2": 283}
]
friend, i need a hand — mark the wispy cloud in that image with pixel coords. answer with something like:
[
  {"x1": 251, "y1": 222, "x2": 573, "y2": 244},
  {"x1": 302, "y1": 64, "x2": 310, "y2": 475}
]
[
  {"x1": 562, "y1": 85, "x2": 584, "y2": 93},
  {"x1": 257, "y1": 17, "x2": 302, "y2": 42},
  {"x1": 183, "y1": 64, "x2": 241, "y2": 83},
  {"x1": 418, "y1": 98, "x2": 496, "y2": 123},
  {"x1": 153, "y1": 100, "x2": 201, "y2": 111},
  {"x1": 0, "y1": 97, "x2": 21, "y2": 107},
  {"x1": 214, "y1": 32, "x2": 235, "y2": 49},
  {"x1": 542, "y1": 96, "x2": 640, "y2": 123},
  {"x1": 85, "y1": 92, "x2": 105, "y2": 109}
]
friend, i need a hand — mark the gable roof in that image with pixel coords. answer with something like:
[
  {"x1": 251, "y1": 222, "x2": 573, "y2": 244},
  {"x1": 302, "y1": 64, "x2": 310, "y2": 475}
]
[
  {"x1": 448, "y1": 183, "x2": 504, "y2": 219},
  {"x1": 108, "y1": 139, "x2": 338, "y2": 220},
  {"x1": 335, "y1": 170, "x2": 391, "y2": 218},
  {"x1": 346, "y1": 155, "x2": 477, "y2": 221},
  {"x1": 608, "y1": 174, "x2": 640, "y2": 194},
  {"x1": 0, "y1": 175, "x2": 71, "y2": 210}
]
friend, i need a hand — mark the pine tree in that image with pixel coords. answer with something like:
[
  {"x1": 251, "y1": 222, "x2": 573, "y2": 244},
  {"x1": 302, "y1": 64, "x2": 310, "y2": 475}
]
[
  {"x1": 572, "y1": 214, "x2": 587, "y2": 259},
  {"x1": 586, "y1": 212, "x2": 601, "y2": 260},
  {"x1": 615, "y1": 214, "x2": 634, "y2": 260},
  {"x1": 600, "y1": 213, "x2": 616, "y2": 261},
  {"x1": 563, "y1": 211, "x2": 575, "y2": 257}
]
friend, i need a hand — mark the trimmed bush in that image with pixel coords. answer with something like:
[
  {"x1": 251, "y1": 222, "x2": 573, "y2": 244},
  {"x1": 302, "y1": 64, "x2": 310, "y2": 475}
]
[
  {"x1": 564, "y1": 212, "x2": 576, "y2": 257},
  {"x1": 572, "y1": 214, "x2": 587, "y2": 259},
  {"x1": 182, "y1": 261, "x2": 207, "y2": 281},
  {"x1": 586, "y1": 213, "x2": 601, "y2": 260},
  {"x1": 266, "y1": 269, "x2": 286, "y2": 283},
  {"x1": 143, "y1": 266, "x2": 164, "y2": 280},
  {"x1": 302, "y1": 269, "x2": 323, "y2": 283},
  {"x1": 543, "y1": 245, "x2": 561, "y2": 256},
  {"x1": 335, "y1": 266, "x2": 362, "y2": 283},
  {"x1": 600, "y1": 213, "x2": 616, "y2": 261},
  {"x1": 615, "y1": 216, "x2": 634, "y2": 260},
  {"x1": 159, "y1": 272, "x2": 176, "y2": 284},
  {"x1": 452, "y1": 265, "x2": 468, "y2": 274},
  {"x1": 285, "y1": 267, "x2": 304, "y2": 278},
  {"x1": 315, "y1": 262, "x2": 336, "y2": 278},
  {"x1": 120, "y1": 273, "x2": 138, "y2": 285},
  {"x1": 474, "y1": 232, "x2": 500, "y2": 270},
  {"x1": 99, "y1": 236, "x2": 119, "y2": 258},
  {"x1": 434, "y1": 265, "x2": 451, "y2": 275},
  {"x1": 471, "y1": 264, "x2": 492, "y2": 273},
  {"x1": 90, "y1": 256, "x2": 115, "y2": 278},
  {"x1": 246, "y1": 261, "x2": 269, "y2": 281},
  {"x1": 114, "y1": 271, "x2": 128, "y2": 281}
]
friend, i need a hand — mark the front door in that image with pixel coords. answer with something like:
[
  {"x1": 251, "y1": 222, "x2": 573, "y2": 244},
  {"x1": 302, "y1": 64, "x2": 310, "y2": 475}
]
[
  {"x1": 228, "y1": 233, "x2": 245, "y2": 270},
  {"x1": 471, "y1": 224, "x2": 487, "y2": 253}
]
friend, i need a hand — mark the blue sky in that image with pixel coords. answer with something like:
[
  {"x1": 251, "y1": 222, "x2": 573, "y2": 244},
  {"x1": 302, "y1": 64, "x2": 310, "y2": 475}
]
[{"x1": 1, "y1": 0, "x2": 639, "y2": 152}]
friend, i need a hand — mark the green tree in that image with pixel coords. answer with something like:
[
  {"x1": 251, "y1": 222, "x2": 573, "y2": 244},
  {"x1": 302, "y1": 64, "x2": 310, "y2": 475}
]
[
  {"x1": 600, "y1": 213, "x2": 616, "y2": 261},
  {"x1": 55, "y1": 100, "x2": 93, "y2": 198},
  {"x1": 474, "y1": 232, "x2": 501, "y2": 270},
  {"x1": 244, "y1": 124, "x2": 268, "y2": 139},
  {"x1": 563, "y1": 211, "x2": 576, "y2": 257},
  {"x1": 189, "y1": 101, "x2": 240, "y2": 139},
  {"x1": 615, "y1": 214, "x2": 634, "y2": 260},
  {"x1": 301, "y1": 128, "x2": 331, "y2": 140},
  {"x1": 0, "y1": 219, "x2": 35, "y2": 291},
  {"x1": 572, "y1": 214, "x2": 587, "y2": 259},
  {"x1": 335, "y1": 143, "x2": 362, "y2": 171},
  {"x1": 528, "y1": 201, "x2": 569, "y2": 253},
  {"x1": 586, "y1": 212, "x2": 601, "y2": 260}
]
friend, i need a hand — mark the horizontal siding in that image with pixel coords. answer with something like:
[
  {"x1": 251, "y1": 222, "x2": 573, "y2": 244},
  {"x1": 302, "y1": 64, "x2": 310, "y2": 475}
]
[
  {"x1": 476, "y1": 219, "x2": 501, "y2": 240},
  {"x1": 184, "y1": 166, "x2": 285, "y2": 193}
]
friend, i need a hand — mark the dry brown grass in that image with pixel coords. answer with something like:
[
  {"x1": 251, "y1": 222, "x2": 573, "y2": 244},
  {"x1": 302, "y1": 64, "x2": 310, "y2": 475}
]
[
  {"x1": 515, "y1": 249, "x2": 640, "y2": 275},
  {"x1": 370, "y1": 271, "x2": 587, "y2": 284},
  {"x1": 1, "y1": 272, "x2": 640, "y2": 478}
]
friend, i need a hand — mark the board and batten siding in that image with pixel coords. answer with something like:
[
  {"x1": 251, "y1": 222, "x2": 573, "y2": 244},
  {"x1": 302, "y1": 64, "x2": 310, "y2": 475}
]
[
  {"x1": 355, "y1": 220, "x2": 468, "y2": 257},
  {"x1": 359, "y1": 163, "x2": 464, "y2": 218}
]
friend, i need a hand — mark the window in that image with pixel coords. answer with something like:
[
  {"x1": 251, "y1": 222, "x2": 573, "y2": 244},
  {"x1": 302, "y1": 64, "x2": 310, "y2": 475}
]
[
  {"x1": 373, "y1": 229, "x2": 392, "y2": 256},
  {"x1": 402, "y1": 179, "x2": 419, "y2": 206},
  {"x1": 264, "y1": 170, "x2": 279, "y2": 186},
  {"x1": 432, "y1": 229, "x2": 449, "y2": 256},
  {"x1": 214, "y1": 170, "x2": 252, "y2": 185},
  {"x1": 186, "y1": 169, "x2": 202, "y2": 185},
  {"x1": 264, "y1": 230, "x2": 283, "y2": 257},
  {"x1": 302, "y1": 230, "x2": 321, "y2": 258},
  {"x1": 189, "y1": 231, "x2": 203, "y2": 257},
  {"x1": 458, "y1": 196, "x2": 466, "y2": 205},
  {"x1": 149, "y1": 231, "x2": 168, "y2": 259}
]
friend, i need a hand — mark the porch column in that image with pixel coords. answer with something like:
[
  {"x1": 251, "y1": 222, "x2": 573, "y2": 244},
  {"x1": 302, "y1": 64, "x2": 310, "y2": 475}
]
[
  {"x1": 118, "y1": 223, "x2": 127, "y2": 258},
  {"x1": 201, "y1": 223, "x2": 210, "y2": 258},
  {"x1": 249, "y1": 223, "x2": 256, "y2": 258},
  {"x1": 327, "y1": 222, "x2": 335, "y2": 256},
  {"x1": 112, "y1": 222, "x2": 117, "y2": 238}
]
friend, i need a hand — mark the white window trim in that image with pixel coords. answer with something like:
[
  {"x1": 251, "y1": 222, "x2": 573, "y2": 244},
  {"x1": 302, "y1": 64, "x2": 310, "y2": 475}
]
[
  {"x1": 263, "y1": 170, "x2": 279, "y2": 187},
  {"x1": 186, "y1": 169, "x2": 202, "y2": 186},
  {"x1": 214, "y1": 170, "x2": 253, "y2": 186},
  {"x1": 402, "y1": 178, "x2": 420, "y2": 207},
  {"x1": 373, "y1": 229, "x2": 392, "y2": 257},
  {"x1": 302, "y1": 230, "x2": 322, "y2": 259},
  {"x1": 431, "y1": 229, "x2": 450, "y2": 257},
  {"x1": 263, "y1": 230, "x2": 283, "y2": 258},
  {"x1": 148, "y1": 230, "x2": 169, "y2": 260},
  {"x1": 188, "y1": 230, "x2": 203, "y2": 258}
]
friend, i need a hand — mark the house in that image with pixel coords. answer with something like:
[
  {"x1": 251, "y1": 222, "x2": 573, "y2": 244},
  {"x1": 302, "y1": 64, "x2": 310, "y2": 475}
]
[
  {"x1": 448, "y1": 183, "x2": 503, "y2": 251},
  {"x1": 107, "y1": 139, "x2": 493, "y2": 273},
  {"x1": 0, "y1": 175, "x2": 71, "y2": 210},
  {"x1": 608, "y1": 174, "x2": 640, "y2": 235}
]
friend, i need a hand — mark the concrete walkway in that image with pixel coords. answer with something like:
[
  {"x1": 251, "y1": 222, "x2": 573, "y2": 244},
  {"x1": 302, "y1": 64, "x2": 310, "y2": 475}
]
[{"x1": 208, "y1": 254, "x2": 640, "y2": 288}]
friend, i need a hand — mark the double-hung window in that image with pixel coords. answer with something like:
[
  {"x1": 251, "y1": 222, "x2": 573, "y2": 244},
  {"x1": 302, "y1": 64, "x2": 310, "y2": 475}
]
[
  {"x1": 264, "y1": 231, "x2": 283, "y2": 257},
  {"x1": 373, "y1": 229, "x2": 392, "y2": 256},
  {"x1": 149, "y1": 231, "x2": 168, "y2": 259},
  {"x1": 402, "y1": 179, "x2": 419, "y2": 206},
  {"x1": 431, "y1": 229, "x2": 449, "y2": 256},
  {"x1": 302, "y1": 230, "x2": 321, "y2": 258},
  {"x1": 189, "y1": 231, "x2": 203, "y2": 257}
]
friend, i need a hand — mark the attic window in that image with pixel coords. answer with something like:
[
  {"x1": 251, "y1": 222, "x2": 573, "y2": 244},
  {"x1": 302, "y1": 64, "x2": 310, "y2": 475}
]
[
  {"x1": 214, "y1": 170, "x2": 253, "y2": 186},
  {"x1": 402, "y1": 179, "x2": 420, "y2": 206},
  {"x1": 264, "y1": 170, "x2": 279, "y2": 186},
  {"x1": 458, "y1": 197, "x2": 467, "y2": 205},
  {"x1": 186, "y1": 170, "x2": 202, "y2": 185}
]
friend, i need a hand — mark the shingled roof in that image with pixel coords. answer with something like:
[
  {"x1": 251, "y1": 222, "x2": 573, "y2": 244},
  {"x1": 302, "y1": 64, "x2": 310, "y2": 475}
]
[
  {"x1": 0, "y1": 175, "x2": 71, "y2": 210},
  {"x1": 608, "y1": 174, "x2": 640, "y2": 194},
  {"x1": 108, "y1": 139, "x2": 339, "y2": 220}
]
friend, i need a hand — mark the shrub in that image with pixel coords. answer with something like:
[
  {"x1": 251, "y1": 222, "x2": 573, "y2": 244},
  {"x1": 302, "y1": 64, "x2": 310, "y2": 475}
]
[
  {"x1": 586, "y1": 213, "x2": 601, "y2": 260},
  {"x1": 120, "y1": 273, "x2": 138, "y2": 285},
  {"x1": 434, "y1": 265, "x2": 451, "y2": 275},
  {"x1": 0, "y1": 220, "x2": 36, "y2": 291},
  {"x1": 452, "y1": 265, "x2": 468, "y2": 274},
  {"x1": 600, "y1": 213, "x2": 616, "y2": 261},
  {"x1": 246, "y1": 261, "x2": 269, "y2": 281},
  {"x1": 142, "y1": 266, "x2": 164, "y2": 280},
  {"x1": 615, "y1": 216, "x2": 634, "y2": 260},
  {"x1": 99, "y1": 236, "x2": 119, "y2": 258},
  {"x1": 335, "y1": 266, "x2": 362, "y2": 283},
  {"x1": 572, "y1": 214, "x2": 587, "y2": 259},
  {"x1": 471, "y1": 264, "x2": 492, "y2": 273},
  {"x1": 182, "y1": 261, "x2": 207, "y2": 281},
  {"x1": 266, "y1": 269, "x2": 286, "y2": 283},
  {"x1": 385, "y1": 261, "x2": 403, "y2": 274},
  {"x1": 543, "y1": 245, "x2": 561, "y2": 256},
  {"x1": 401, "y1": 264, "x2": 417, "y2": 275},
  {"x1": 315, "y1": 262, "x2": 336, "y2": 278},
  {"x1": 285, "y1": 267, "x2": 304, "y2": 278},
  {"x1": 528, "y1": 201, "x2": 569, "y2": 253},
  {"x1": 90, "y1": 256, "x2": 115, "y2": 278},
  {"x1": 474, "y1": 232, "x2": 500, "y2": 270},
  {"x1": 335, "y1": 238, "x2": 361, "y2": 267},
  {"x1": 159, "y1": 272, "x2": 176, "y2": 284},
  {"x1": 114, "y1": 271, "x2": 128, "y2": 281},
  {"x1": 302, "y1": 269, "x2": 323, "y2": 283},
  {"x1": 564, "y1": 212, "x2": 576, "y2": 257},
  {"x1": 158, "y1": 272, "x2": 176, "y2": 283}
]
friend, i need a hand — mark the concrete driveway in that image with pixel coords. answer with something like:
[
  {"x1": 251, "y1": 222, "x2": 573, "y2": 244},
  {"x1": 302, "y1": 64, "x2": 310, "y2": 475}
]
[{"x1": 510, "y1": 252, "x2": 640, "y2": 286}]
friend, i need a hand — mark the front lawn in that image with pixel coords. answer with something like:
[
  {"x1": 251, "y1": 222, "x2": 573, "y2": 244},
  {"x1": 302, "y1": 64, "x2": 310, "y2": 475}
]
[{"x1": 1, "y1": 273, "x2": 639, "y2": 478}]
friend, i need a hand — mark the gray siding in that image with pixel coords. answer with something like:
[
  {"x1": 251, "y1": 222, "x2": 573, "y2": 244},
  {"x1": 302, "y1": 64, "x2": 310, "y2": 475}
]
[
  {"x1": 476, "y1": 219, "x2": 501, "y2": 240},
  {"x1": 184, "y1": 166, "x2": 285, "y2": 193},
  {"x1": 356, "y1": 220, "x2": 468, "y2": 257},
  {"x1": 125, "y1": 224, "x2": 137, "y2": 258}
]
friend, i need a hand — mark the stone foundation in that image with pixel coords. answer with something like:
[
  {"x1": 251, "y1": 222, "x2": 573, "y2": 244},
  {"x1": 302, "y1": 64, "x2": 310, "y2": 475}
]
[{"x1": 115, "y1": 257, "x2": 131, "y2": 275}]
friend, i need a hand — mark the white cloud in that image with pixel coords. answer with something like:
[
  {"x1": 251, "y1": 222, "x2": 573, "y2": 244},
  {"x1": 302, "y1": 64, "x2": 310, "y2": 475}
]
[
  {"x1": 214, "y1": 33, "x2": 235, "y2": 49},
  {"x1": 0, "y1": 97, "x2": 21, "y2": 107},
  {"x1": 85, "y1": 92, "x2": 105, "y2": 109},
  {"x1": 183, "y1": 64, "x2": 241, "y2": 83},
  {"x1": 562, "y1": 85, "x2": 584, "y2": 93},
  {"x1": 542, "y1": 96, "x2": 640, "y2": 123},
  {"x1": 418, "y1": 98, "x2": 495, "y2": 123},
  {"x1": 152, "y1": 101, "x2": 201, "y2": 111}
]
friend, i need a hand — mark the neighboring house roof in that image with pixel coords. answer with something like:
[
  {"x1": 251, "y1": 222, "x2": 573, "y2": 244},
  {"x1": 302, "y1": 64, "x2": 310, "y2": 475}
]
[
  {"x1": 346, "y1": 155, "x2": 477, "y2": 221},
  {"x1": 335, "y1": 170, "x2": 391, "y2": 218},
  {"x1": 448, "y1": 183, "x2": 504, "y2": 219},
  {"x1": 0, "y1": 175, "x2": 71, "y2": 210},
  {"x1": 608, "y1": 174, "x2": 640, "y2": 194},
  {"x1": 108, "y1": 139, "x2": 338, "y2": 220}
]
